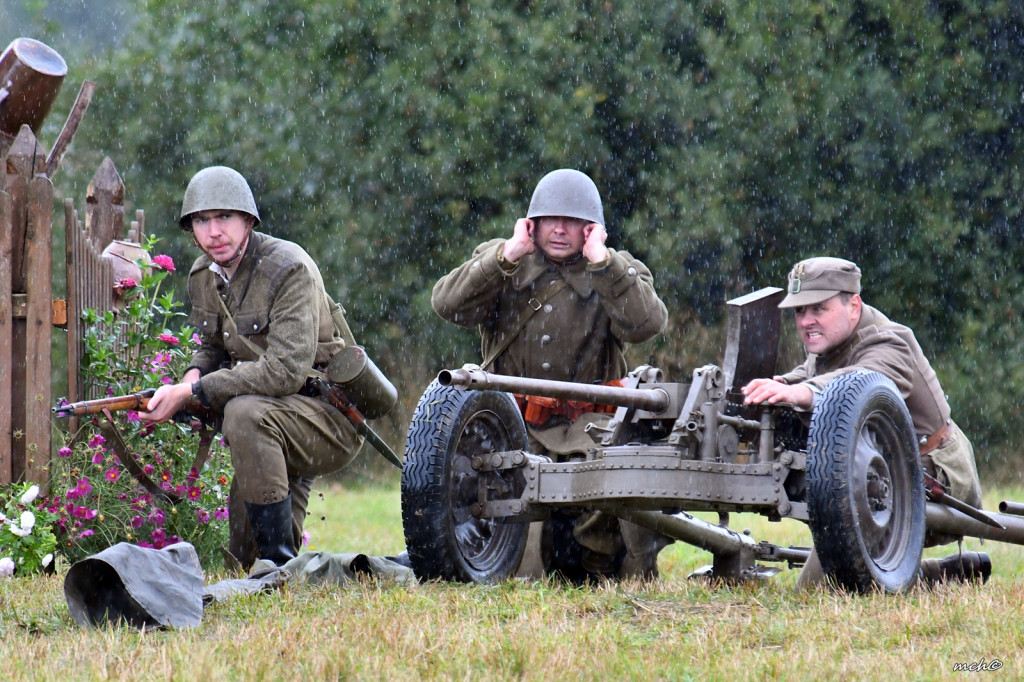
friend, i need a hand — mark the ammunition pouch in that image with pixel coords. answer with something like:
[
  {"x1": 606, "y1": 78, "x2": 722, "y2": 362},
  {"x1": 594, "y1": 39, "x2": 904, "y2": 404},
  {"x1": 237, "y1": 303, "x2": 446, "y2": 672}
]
[
  {"x1": 515, "y1": 379, "x2": 624, "y2": 426},
  {"x1": 325, "y1": 345, "x2": 398, "y2": 419}
]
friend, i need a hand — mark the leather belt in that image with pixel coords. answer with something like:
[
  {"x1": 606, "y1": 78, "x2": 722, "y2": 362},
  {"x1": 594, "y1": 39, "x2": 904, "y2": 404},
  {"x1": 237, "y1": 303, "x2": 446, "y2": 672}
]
[{"x1": 919, "y1": 420, "x2": 952, "y2": 455}]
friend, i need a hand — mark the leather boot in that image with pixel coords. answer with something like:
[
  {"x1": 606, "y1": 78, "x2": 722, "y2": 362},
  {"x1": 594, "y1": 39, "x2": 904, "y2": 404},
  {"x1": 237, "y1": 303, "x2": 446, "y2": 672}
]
[
  {"x1": 919, "y1": 551, "x2": 991, "y2": 586},
  {"x1": 245, "y1": 496, "x2": 298, "y2": 566}
]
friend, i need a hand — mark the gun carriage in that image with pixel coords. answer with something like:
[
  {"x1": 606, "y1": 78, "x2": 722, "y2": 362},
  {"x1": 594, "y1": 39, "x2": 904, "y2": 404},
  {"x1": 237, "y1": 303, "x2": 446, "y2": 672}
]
[{"x1": 401, "y1": 287, "x2": 1024, "y2": 592}]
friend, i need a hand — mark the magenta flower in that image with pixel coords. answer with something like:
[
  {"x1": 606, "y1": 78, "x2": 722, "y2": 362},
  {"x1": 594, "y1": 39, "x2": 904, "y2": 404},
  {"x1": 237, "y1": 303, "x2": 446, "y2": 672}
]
[
  {"x1": 105, "y1": 467, "x2": 120, "y2": 483},
  {"x1": 113, "y1": 278, "x2": 138, "y2": 294},
  {"x1": 73, "y1": 506, "x2": 98, "y2": 520},
  {"x1": 152, "y1": 254, "x2": 175, "y2": 272},
  {"x1": 131, "y1": 494, "x2": 151, "y2": 511},
  {"x1": 79, "y1": 529, "x2": 95, "y2": 538},
  {"x1": 213, "y1": 507, "x2": 229, "y2": 521},
  {"x1": 158, "y1": 334, "x2": 180, "y2": 346},
  {"x1": 58, "y1": 446, "x2": 73, "y2": 457},
  {"x1": 191, "y1": 333, "x2": 202, "y2": 346},
  {"x1": 187, "y1": 468, "x2": 200, "y2": 484},
  {"x1": 92, "y1": 452, "x2": 105, "y2": 465},
  {"x1": 87, "y1": 435, "x2": 106, "y2": 449},
  {"x1": 148, "y1": 508, "x2": 165, "y2": 527},
  {"x1": 186, "y1": 487, "x2": 202, "y2": 501},
  {"x1": 195, "y1": 509, "x2": 211, "y2": 524},
  {"x1": 126, "y1": 410, "x2": 142, "y2": 422}
]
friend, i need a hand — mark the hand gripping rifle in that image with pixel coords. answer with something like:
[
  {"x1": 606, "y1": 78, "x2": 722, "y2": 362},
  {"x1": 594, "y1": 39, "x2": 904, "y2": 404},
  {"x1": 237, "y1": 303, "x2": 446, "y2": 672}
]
[{"x1": 53, "y1": 389, "x2": 221, "y2": 504}]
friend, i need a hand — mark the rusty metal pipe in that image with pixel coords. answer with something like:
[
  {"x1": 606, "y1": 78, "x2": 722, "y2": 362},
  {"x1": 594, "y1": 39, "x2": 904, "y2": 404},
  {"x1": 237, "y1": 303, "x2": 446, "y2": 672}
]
[{"x1": 438, "y1": 367, "x2": 671, "y2": 414}]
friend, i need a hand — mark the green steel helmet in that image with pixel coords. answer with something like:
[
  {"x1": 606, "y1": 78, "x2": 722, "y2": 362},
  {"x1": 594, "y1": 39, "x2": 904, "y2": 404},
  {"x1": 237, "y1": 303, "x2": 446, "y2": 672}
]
[
  {"x1": 178, "y1": 166, "x2": 260, "y2": 230},
  {"x1": 526, "y1": 169, "x2": 604, "y2": 226}
]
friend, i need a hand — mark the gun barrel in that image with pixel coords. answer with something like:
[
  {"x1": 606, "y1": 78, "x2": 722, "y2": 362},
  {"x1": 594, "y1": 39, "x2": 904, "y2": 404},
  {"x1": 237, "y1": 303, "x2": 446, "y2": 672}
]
[{"x1": 438, "y1": 367, "x2": 670, "y2": 414}]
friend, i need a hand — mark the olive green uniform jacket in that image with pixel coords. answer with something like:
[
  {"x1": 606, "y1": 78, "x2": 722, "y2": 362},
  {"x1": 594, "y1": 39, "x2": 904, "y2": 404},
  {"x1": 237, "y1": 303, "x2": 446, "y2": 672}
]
[
  {"x1": 186, "y1": 231, "x2": 346, "y2": 409},
  {"x1": 184, "y1": 230, "x2": 362, "y2": 568},
  {"x1": 431, "y1": 238, "x2": 668, "y2": 454},
  {"x1": 779, "y1": 304, "x2": 982, "y2": 506}
]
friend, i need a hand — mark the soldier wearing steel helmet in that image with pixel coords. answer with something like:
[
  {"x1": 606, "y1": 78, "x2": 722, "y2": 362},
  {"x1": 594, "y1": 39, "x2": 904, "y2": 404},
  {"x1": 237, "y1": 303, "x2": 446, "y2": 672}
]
[
  {"x1": 742, "y1": 256, "x2": 988, "y2": 586},
  {"x1": 142, "y1": 166, "x2": 363, "y2": 569},
  {"x1": 432, "y1": 168, "x2": 671, "y2": 581}
]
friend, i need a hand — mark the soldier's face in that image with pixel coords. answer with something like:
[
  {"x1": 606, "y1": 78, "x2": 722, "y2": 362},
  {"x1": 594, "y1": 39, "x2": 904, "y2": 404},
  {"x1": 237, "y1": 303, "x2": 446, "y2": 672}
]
[
  {"x1": 793, "y1": 294, "x2": 862, "y2": 355},
  {"x1": 190, "y1": 210, "x2": 253, "y2": 266},
  {"x1": 533, "y1": 216, "x2": 587, "y2": 262}
]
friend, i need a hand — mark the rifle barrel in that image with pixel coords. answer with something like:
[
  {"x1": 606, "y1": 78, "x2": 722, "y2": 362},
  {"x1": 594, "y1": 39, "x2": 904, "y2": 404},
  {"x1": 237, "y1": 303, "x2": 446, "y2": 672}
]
[{"x1": 52, "y1": 389, "x2": 155, "y2": 418}]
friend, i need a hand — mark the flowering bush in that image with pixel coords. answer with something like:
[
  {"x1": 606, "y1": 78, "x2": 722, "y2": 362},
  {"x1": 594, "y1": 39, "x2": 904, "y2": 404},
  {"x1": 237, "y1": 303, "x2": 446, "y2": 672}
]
[
  {"x1": 48, "y1": 238, "x2": 234, "y2": 571},
  {"x1": 0, "y1": 483, "x2": 58, "y2": 577}
]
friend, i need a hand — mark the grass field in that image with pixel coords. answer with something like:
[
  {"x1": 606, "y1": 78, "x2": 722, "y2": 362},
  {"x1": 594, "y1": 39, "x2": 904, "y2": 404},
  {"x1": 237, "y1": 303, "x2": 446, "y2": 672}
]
[{"x1": 1, "y1": 481, "x2": 1022, "y2": 680}]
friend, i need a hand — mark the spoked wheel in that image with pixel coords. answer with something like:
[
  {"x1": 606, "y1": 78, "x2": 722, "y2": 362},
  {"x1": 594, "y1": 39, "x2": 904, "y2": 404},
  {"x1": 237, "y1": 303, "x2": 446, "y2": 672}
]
[
  {"x1": 401, "y1": 379, "x2": 530, "y2": 583},
  {"x1": 807, "y1": 371, "x2": 925, "y2": 593}
]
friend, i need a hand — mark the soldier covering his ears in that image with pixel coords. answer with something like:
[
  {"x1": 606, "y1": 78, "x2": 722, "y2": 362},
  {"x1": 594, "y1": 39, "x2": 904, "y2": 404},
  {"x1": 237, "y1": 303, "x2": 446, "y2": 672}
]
[{"x1": 432, "y1": 169, "x2": 672, "y2": 580}]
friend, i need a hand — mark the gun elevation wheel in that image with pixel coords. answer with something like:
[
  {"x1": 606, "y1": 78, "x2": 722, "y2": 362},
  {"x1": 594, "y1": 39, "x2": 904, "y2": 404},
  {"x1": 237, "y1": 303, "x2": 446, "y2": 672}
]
[
  {"x1": 401, "y1": 380, "x2": 530, "y2": 583},
  {"x1": 807, "y1": 371, "x2": 925, "y2": 593}
]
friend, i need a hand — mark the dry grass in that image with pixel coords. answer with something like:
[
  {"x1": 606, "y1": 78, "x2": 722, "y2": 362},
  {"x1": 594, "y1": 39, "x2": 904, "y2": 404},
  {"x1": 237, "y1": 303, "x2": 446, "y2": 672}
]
[{"x1": 1, "y1": 483, "x2": 1022, "y2": 680}]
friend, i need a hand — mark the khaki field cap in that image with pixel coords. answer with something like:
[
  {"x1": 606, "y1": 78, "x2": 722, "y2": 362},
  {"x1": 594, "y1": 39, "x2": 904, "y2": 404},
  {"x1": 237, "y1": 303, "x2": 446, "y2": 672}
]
[{"x1": 778, "y1": 257, "x2": 862, "y2": 308}]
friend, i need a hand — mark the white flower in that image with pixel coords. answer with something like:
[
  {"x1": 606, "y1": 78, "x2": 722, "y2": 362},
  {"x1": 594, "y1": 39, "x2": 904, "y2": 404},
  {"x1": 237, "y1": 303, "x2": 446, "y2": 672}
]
[
  {"x1": 19, "y1": 484, "x2": 39, "y2": 505},
  {"x1": 19, "y1": 510, "x2": 35, "y2": 533},
  {"x1": 42, "y1": 553, "x2": 53, "y2": 568},
  {"x1": 0, "y1": 557, "x2": 14, "y2": 577},
  {"x1": 8, "y1": 524, "x2": 29, "y2": 537}
]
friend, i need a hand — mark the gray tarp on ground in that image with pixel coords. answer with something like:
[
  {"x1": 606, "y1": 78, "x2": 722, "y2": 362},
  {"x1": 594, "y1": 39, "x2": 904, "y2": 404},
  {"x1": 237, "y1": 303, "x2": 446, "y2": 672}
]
[{"x1": 63, "y1": 542, "x2": 414, "y2": 629}]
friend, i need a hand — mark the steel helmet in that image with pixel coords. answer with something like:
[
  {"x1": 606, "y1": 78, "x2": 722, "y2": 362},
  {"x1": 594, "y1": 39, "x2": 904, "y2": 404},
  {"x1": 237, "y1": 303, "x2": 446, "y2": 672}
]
[
  {"x1": 179, "y1": 166, "x2": 260, "y2": 230},
  {"x1": 526, "y1": 169, "x2": 604, "y2": 226}
]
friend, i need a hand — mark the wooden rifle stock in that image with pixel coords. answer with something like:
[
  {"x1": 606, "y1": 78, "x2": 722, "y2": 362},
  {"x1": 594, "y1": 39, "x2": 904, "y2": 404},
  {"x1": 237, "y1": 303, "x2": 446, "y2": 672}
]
[{"x1": 53, "y1": 388, "x2": 220, "y2": 428}]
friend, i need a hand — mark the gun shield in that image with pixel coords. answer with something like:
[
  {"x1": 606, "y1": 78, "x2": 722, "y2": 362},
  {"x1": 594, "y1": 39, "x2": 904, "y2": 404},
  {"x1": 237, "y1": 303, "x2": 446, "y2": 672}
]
[{"x1": 326, "y1": 346, "x2": 398, "y2": 419}]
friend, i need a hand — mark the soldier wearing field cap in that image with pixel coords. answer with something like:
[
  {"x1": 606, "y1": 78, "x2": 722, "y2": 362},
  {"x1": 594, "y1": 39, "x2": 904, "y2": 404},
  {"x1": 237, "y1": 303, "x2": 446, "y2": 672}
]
[{"x1": 742, "y1": 256, "x2": 987, "y2": 586}]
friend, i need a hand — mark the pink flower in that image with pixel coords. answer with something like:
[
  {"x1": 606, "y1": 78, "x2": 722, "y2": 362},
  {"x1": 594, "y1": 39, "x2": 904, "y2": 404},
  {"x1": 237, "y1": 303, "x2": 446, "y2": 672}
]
[
  {"x1": 79, "y1": 529, "x2": 95, "y2": 538},
  {"x1": 58, "y1": 446, "x2": 72, "y2": 457},
  {"x1": 87, "y1": 435, "x2": 106, "y2": 449},
  {"x1": 302, "y1": 530, "x2": 312, "y2": 546},
  {"x1": 195, "y1": 509, "x2": 211, "y2": 524},
  {"x1": 131, "y1": 515, "x2": 144, "y2": 528},
  {"x1": 105, "y1": 467, "x2": 120, "y2": 483},
  {"x1": 126, "y1": 410, "x2": 142, "y2": 422},
  {"x1": 152, "y1": 254, "x2": 175, "y2": 272},
  {"x1": 191, "y1": 333, "x2": 202, "y2": 346},
  {"x1": 186, "y1": 487, "x2": 202, "y2": 501},
  {"x1": 148, "y1": 508, "x2": 165, "y2": 527},
  {"x1": 114, "y1": 278, "x2": 138, "y2": 294},
  {"x1": 73, "y1": 506, "x2": 98, "y2": 520},
  {"x1": 91, "y1": 452, "x2": 105, "y2": 465},
  {"x1": 213, "y1": 507, "x2": 229, "y2": 521},
  {"x1": 158, "y1": 334, "x2": 180, "y2": 346}
]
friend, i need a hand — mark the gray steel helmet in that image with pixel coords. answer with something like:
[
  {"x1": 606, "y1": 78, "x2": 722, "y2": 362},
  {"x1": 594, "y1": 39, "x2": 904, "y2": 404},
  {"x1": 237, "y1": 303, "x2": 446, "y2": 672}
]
[
  {"x1": 526, "y1": 169, "x2": 604, "y2": 226},
  {"x1": 179, "y1": 166, "x2": 260, "y2": 230}
]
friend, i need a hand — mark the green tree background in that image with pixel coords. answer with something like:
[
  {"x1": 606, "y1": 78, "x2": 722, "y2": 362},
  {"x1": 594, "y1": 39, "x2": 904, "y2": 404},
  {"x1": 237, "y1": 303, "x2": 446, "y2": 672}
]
[{"x1": 8, "y1": 1, "x2": 1024, "y2": 477}]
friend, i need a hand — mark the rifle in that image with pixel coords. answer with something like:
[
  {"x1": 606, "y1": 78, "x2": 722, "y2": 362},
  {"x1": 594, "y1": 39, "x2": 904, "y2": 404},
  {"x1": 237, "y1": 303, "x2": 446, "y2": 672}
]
[
  {"x1": 923, "y1": 470, "x2": 1004, "y2": 530},
  {"x1": 53, "y1": 387, "x2": 221, "y2": 430},
  {"x1": 53, "y1": 389, "x2": 221, "y2": 504}
]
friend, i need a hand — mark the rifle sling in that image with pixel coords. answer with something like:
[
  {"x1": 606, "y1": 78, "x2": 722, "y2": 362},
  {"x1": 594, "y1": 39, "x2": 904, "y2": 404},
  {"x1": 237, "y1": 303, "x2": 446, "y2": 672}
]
[{"x1": 98, "y1": 408, "x2": 214, "y2": 505}]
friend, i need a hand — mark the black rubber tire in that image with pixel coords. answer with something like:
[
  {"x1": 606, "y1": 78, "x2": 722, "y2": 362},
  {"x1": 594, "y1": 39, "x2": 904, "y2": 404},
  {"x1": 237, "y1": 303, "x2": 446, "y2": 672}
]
[
  {"x1": 806, "y1": 370, "x2": 925, "y2": 593},
  {"x1": 401, "y1": 379, "x2": 530, "y2": 583}
]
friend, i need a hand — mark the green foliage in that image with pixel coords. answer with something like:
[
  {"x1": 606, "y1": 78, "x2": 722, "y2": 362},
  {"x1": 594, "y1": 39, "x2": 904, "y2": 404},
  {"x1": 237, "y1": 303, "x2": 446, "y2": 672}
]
[
  {"x1": 58, "y1": 0, "x2": 1024, "y2": 469},
  {"x1": 48, "y1": 243, "x2": 232, "y2": 569}
]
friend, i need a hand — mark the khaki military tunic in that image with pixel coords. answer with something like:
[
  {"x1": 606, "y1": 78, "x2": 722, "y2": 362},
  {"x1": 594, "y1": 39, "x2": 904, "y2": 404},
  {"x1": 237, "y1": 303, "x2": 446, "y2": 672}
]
[
  {"x1": 780, "y1": 304, "x2": 982, "y2": 506},
  {"x1": 186, "y1": 231, "x2": 362, "y2": 567},
  {"x1": 433, "y1": 238, "x2": 670, "y2": 577}
]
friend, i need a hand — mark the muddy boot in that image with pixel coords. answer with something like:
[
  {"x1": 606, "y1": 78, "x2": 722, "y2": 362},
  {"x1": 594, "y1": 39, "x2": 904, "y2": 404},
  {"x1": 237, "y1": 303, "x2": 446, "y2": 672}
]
[
  {"x1": 245, "y1": 496, "x2": 298, "y2": 566},
  {"x1": 919, "y1": 552, "x2": 991, "y2": 586}
]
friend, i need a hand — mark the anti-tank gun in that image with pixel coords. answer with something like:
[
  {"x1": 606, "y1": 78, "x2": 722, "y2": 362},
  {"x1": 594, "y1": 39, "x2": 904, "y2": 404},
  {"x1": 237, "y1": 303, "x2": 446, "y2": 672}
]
[{"x1": 401, "y1": 287, "x2": 1024, "y2": 592}]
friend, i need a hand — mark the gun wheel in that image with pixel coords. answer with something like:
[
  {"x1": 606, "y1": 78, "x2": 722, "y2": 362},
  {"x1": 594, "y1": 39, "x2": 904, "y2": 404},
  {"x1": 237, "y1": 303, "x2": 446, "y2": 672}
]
[
  {"x1": 401, "y1": 380, "x2": 529, "y2": 583},
  {"x1": 807, "y1": 370, "x2": 925, "y2": 593}
]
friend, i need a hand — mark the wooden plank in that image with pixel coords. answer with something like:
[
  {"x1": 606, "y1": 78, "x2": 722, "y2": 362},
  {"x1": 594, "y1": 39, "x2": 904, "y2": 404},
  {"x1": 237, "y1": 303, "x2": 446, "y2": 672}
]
[
  {"x1": 64, "y1": 199, "x2": 80, "y2": 412},
  {"x1": 0, "y1": 188, "x2": 12, "y2": 484},
  {"x1": 84, "y1": 156, "x2": 125, "y2": 252},
  {"x1": 24, "y1": 173, "x2": 52, "y2": 485}
]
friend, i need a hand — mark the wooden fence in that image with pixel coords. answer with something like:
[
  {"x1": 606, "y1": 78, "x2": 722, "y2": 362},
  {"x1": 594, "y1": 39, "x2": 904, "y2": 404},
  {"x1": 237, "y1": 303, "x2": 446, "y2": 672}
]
[{"x1": 1, "y1": 124, "x2": 143, "y2": 487}]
